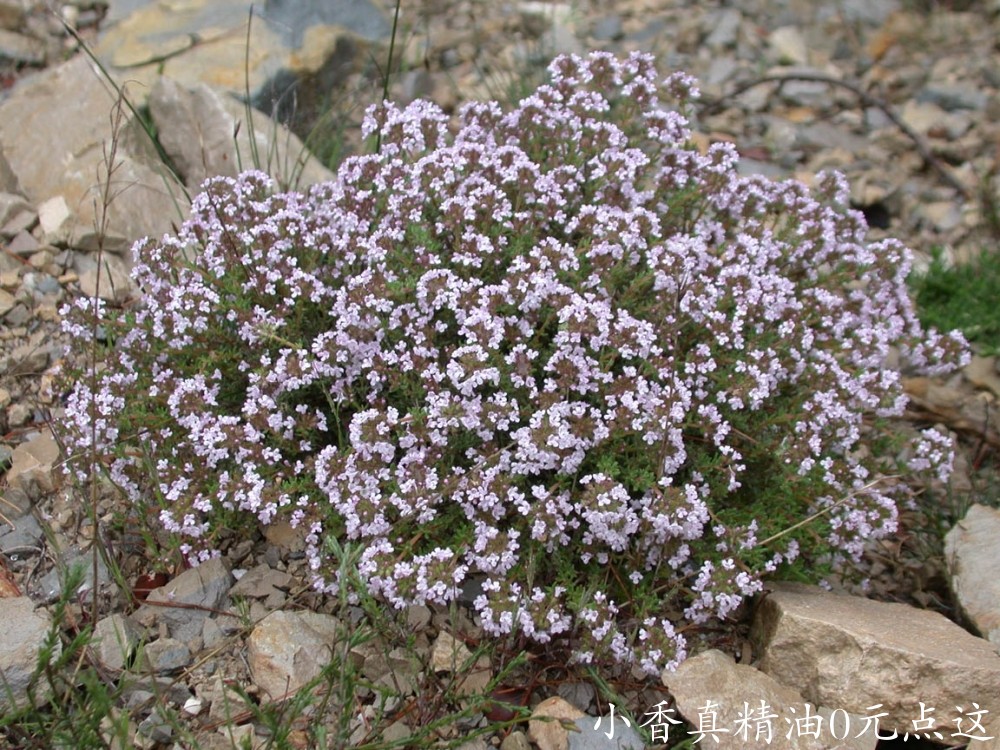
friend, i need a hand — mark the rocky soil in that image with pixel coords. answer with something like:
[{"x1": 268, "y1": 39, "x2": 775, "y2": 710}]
[{"x1": 2, "y1": 1, "x2": 1000, "y2": 749}]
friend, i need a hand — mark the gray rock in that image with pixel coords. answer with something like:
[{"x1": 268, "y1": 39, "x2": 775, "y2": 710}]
[
  {"x1": 704, "y1": 57, "x2": 740, "y2": 89},
  {"x1": 5, "y1": 304, "x2": 29, "y2": 327},
  {"x1": 919, "y1": 82, "x2": 988, "y2": 112},
  {"x1": 0, "y1": 596, "x2": 59, "y2": 713},
  {"x1": 147, "y1": 78, "x2": 247, "y2": 191},
  {"x1": 0, "y1": 512, "x2": 43, "y2": 552},
  {"x1": 4, "y1": 429, "x2": 59, "y2": 495},
  {"x1": 778, "y1": 78, "x2": 831, "y2": 107},
  {"x1": 136, "y1": 709, "x2": 173, "y2": 744},
  {"x1": 591, "y1": 15, "x2": 623, "y2": 42},
  {"x1": 0, "y1": 28, "x2": 46, "y2": 65},
  {"x1": 95, "y1": 0, "x2": 388, "y2": 115},
  {"x1": 135, "y1": 557, "x2": 233, "y2": 643},
  {"x1": 737, "y1": 158, "x2": 787, "y2": 181},
  {"x1": 703, "y1": 8, "x2": 742, "y2": 49},
  {"x1": 92, "y1": 614, "x2": 143, "y2": 672},
  {"x1": 946, "y1": 504, "x2": 1000, "y2": 644},
  {"x1": 795, "y1": 122, "x2": 869, "y2": 154},
  {"x1": 247, "y1": 609, "x2": 343, "y2": 699},
  {"x1": 4, "y1": 340, "x2": 51, "y2": 377},
  {"x1": 0, "y1": 192, "x2": 30, "y2": 227},
  {"x1": 124, "y1": 675, "x2": 192, "y2": 707},
  {"x1": 863, "y1": 106, "x2": 893, "y2": 130},
  {"x1": 38, "y1": 549, "x2": 111, "y2": 601},
  {"x1": 136, "y1": 637, "x2": 192, "y2": 674},
  {"x1": 406, "y1": 604, "x2": 431, "y2": 631},
  {"x1": 838, "y1": 0, "x2": 899, "y2": 25},
  {"x1": 752, "y1": 582, "x2": 1000, "y2": 740},
  {"x1": 0, "y1": 486, "x2": 31, "y2": 517},
  {"x1": 0, "y1": 55, "x2": 187, "y2": 253},
  {"x1": 229, "y1": 563, "x2": 293, "y2": 610},
  {"x1": 2, "y1": 210, "x2": 36, "y2": 240},
  {"x1": 570, "y1": 714, "x2": 645, "y2": 750},
  {"x1": 24, "y1": 272, "x2": 61, "y2": 296},
  {"x1": 556, "y1": 681, "x2": 595, "y2": 713}
]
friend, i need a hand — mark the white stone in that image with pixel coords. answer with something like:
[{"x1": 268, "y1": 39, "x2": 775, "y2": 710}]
[
  {"x1": 770, "y1": 26, "x2": 810, "y2": 65},
  {"x1": 182, "y1": 696, "x2": 203, "y2": 715},
  {"x1": 37, "y1": 194, "x2": 71, "y2": 244}
]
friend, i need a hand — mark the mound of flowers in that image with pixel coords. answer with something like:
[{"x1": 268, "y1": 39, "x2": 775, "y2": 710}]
[{"x1": 61, "y1": 51, "x2": 967, "y2": 675}]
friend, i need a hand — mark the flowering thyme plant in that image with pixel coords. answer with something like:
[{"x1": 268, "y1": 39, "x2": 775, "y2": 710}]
[{"x1": 61, "y1": 52, "x2": 967, "y2": 675}]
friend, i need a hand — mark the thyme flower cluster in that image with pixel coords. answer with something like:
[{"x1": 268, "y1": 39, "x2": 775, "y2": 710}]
[{"x1": 61, "y1": 52, "x2": 967, "y2": 675}]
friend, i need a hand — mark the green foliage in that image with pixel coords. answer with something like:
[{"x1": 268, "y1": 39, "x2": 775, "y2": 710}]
[{"x1": 911, "y1": 247, "x2": 1000, "y2": 354}]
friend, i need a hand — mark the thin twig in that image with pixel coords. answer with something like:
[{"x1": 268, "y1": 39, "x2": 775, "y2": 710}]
[
  {"x1": 699, "y1": 73, "x2": 971, "y2": 198},
  {"x1": 757, "y1": 476, "x2": 900, "y2": 547}
]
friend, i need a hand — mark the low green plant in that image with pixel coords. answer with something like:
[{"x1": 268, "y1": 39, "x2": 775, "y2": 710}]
[{"x1": 911, "y1": 247, "x2": 1000, "y2": 355}]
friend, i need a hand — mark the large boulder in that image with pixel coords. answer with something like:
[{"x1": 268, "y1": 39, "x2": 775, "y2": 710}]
[
  {"x1": 752, "y1": 582, "x2": 1000, "y2": 744},
  {"x1": 0, "y1": 55, "x2": 187, "y2": 252},
  {"x1": 148, "y1": 77, "x2": 334, "y2": 192},
  {"x1": 95, "y1": 0, "x2": 388, "y2": 119}
]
